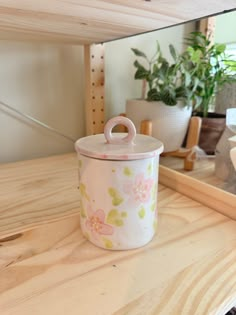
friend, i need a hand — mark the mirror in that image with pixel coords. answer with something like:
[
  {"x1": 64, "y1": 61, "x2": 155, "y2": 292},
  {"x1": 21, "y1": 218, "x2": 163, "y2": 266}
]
[
  {"x1": 159, "y1": 10, "x2": 236, "y2": 195},
  {"x1": 105, "y1": 10, "x2": 236, "y2": 195}
]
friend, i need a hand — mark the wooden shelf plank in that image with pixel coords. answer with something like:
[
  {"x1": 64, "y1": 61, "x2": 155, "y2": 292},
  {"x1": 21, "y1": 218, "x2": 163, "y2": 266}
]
[
  {"x1": 0, "y1": 0, "x2": 235, "y2": 43},
  {"x1": 0, "y1": 181, "x2": 236, "y2": 314},
  {"x1": 159, "y1": 165, "x2": 236, "y2": 220},
  {"x1": 1, "y1": 153, "x2": 236, "y2": 314},
  {"x1": 0, "y1": 153, "x2": 80, "y2": 238}
]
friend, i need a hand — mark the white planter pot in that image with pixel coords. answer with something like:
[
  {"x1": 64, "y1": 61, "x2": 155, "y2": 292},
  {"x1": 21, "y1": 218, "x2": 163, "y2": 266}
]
[{"x1": 126, "y1": 99, "x2": 192, "y2": 152}]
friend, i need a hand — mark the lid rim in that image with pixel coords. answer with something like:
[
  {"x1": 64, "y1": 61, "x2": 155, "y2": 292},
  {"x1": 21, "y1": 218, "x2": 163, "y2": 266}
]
[
  {"x1": 75, "y1": 133, "x2": 164, "y2": 161},
  {"x1": 76, "y1": 145, "x2": 164, "y2": 161}
]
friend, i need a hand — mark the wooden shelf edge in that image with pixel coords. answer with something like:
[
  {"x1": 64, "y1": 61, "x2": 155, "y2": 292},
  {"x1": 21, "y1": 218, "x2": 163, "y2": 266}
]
[{"x1": 159, "y1": 165, "x2": 236, "y2": 220}]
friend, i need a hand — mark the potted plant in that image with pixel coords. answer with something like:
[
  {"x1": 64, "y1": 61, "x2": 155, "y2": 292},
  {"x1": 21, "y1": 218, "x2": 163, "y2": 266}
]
[
  {"x1": 182, "y1": 31, "x2": 236, "y2": 116},
  {"x1": 126, "y1": 41, "x2": 193, "y2": 153},
  {"x1": 181, "y1": 31, "x2": 236, "y2": 154}
]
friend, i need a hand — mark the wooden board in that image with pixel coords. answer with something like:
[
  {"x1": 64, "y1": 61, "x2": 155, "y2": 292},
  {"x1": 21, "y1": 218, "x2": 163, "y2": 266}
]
[
  {"x1": 0, "y1": 153, "x2": 236, "y2": 314},
  {"x1": 0, "y1": 0, "x2": 235, "y2": 44},
  {"x1": 0, "y1": 153, "x2": 80, "y2": 238},
  {"x1": 159, "y1": 164, "x2": 236, "y2": 220},
  {"x1": 1, "y1": 153, "x2": 236, "y2": 238},
  {"x1": 0, "y1": 183, "x2": 236, "y2": 314},
  {"x1": 160, "y1": 155, "x2": 226, "y2": 189}
]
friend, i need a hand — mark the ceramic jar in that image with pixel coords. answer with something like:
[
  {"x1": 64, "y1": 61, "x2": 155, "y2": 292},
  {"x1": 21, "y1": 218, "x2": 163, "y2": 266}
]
[{"x1": 75, "y1": 116, "x2": 163, "y2": 250}]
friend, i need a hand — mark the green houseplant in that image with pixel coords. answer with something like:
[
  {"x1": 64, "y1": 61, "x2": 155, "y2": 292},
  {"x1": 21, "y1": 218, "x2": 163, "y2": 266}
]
[
  {"x1": 181, "y1": 31, "x2": 236, "y2": 117},
  {"x1": 127, "y1": 32, "x2": 236, "y2": 154},
  {"x1": 126, "y1": 41, "x2": 193, "y2": 152},
  {"x1": 182, "y1": 32, "x2": 236, "y2": 154},
  {"x1": 131, "y1": 42, "x2": 189, "y2": 106}
]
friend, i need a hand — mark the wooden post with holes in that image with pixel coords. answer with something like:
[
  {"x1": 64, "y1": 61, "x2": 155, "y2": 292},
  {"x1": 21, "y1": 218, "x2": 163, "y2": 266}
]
[
  {"x1": 84, "y1": 44, "x2": 105, "y2": 135},
  {"x1": 198, "y1": 17, "x2": 216, "y2": 42}
]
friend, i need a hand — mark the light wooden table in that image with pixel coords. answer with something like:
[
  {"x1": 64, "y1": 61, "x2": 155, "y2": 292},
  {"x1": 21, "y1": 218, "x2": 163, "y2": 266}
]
[{"x1": 0, "y1": 154, "x2": 236, "y2": 315}]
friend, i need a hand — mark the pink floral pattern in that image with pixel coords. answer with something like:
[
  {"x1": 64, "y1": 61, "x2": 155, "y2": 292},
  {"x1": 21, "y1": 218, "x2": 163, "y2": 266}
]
[
  {"x1": 86, "y1": 206, "x2": 113, "y2": 238},
  {"x1": 124, "y1": 173, "x2": 154, "y2": 203}
]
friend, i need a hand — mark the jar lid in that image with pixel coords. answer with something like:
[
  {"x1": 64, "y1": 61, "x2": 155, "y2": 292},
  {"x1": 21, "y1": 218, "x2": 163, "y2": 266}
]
[{"x1": 75, "y1": 116, "x2": 164, "y2": 160}]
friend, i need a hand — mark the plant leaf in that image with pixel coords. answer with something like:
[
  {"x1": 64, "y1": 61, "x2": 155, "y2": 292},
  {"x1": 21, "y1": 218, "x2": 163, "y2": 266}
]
[
  {"x1": 215, "y1": 43, "x2": 226, "y2": 54},
  {"x1": 161, "y1": 89, "x2": 177, "y2": 106},
  {"x1": 169, "y1": 44, "x2": 177, "y2": 61},
  {"x1": 131, "y1": 48, "x2": 147, "y2": 58},
  {"x1": 185, "y1": 71, "x2": 191, "y2": 87},
  {"x1": 133, "y1": 60, "x2": 150, "y2": 80},
  {"x1": 134, "y1": 68, "x2": 150, "y2": 80},
  {"x1": 147, "y1": 88, "x2": 161, "y2": 101}
]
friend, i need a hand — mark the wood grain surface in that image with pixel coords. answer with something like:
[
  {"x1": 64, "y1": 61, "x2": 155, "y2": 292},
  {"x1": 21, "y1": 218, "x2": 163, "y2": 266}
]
[
  {"x1": 0, "y1": 189, "x2": 236, "y2": 314},
  {"x1": 0, "y1": 154, "x2": 80, "y2": 238},
  {"x1": 1, "y1": 153, "x2": 236, "y2": 314},
  {"x1": 159, "y1": 157, "x2": 236, "y2": 220},
  {"x1": 160, "y1": 156, "x2": 224, "y2": 188},
  {"x1": 0, "y1": 0, "x2": 235, "y2": 44}
]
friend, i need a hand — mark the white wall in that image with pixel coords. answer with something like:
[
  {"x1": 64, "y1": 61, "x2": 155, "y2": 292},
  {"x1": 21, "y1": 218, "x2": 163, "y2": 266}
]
[
  {"x1": 215, "y1": 11, "x2": 236, "y2": 44},
  {"x1": 104, "y1": 22, "x2": 196, "y2": 120},
  {"x1": 214, "y1": 11, "x2": 236, "y2": 113},
  {"x1": 0, "y1": 42, "x2": 85, "y2": 163}
]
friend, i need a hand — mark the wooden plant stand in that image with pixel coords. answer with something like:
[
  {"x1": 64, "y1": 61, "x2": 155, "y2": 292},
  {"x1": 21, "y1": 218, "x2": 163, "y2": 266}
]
[
  {"x1": 119, "y1": 114, "x2": 202, "y2": 171},
  {"x1": 162, "y1": 116, "x2": 202, "y2": 171}
]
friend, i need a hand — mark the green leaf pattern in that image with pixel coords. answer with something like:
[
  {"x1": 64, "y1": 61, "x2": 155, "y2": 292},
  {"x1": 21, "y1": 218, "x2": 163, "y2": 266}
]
[
  {"x1": 108, "y1": 187, "x2": 124, "y2": 206},
  {"x1": 80, "y1": 183, "x2": 90, "y2": 201},
  {"x1": 151, "y1": 203, "x2": 156, "y2": 212},
  {"x1": 123, "y1": 167, "x2": 133, "y2": 177},
  {"x1": 147, "y1": 163, "x2": 152, "y2": 176},
  {"x1": 138, "y1": 207, "x2": 146, "y2": 219},
  {"x1": 152, "y1": 183, "x2": 157, "y2": 201},
  {"x1": 80, "y1": 202, "x2": 87, "y2": 218},
  {"x1": 103, "y1": 238, "x2": 113, "y2": 249},
  {"x1": 107, "y1": 209, "x2": 127, "y2": 227}
]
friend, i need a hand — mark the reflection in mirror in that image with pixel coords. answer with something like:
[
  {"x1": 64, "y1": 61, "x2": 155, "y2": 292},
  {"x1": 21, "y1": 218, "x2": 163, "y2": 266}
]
[
  {"x1": 159, "y1": 10, "x2": 236, "y2": 195},
  {"x1": 105, "y1": 10, "x2": 236, "y2": 195}
]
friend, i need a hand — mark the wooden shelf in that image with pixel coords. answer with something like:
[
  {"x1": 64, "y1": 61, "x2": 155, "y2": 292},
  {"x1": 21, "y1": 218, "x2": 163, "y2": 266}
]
[
  {"x1": 0, "y1": 0, "x2": 235, "y2": 44},
  {"x1": 0, "y1": 153, "x2": 80, "y2": 238},
  {"x1": 0, "y1": 153, "x2": 236, "y2": 314}
]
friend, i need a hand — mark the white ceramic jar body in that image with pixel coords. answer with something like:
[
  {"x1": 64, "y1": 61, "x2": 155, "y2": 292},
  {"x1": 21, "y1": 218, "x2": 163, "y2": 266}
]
[{"x1": 78, "y1": 154, "x2": 159, "y2": 250}]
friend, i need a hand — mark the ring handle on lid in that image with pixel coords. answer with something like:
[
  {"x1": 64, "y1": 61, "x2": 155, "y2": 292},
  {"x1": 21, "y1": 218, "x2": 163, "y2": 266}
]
[{"x1": 104, "y1": 116, "x2": 136, "y2": 144}]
